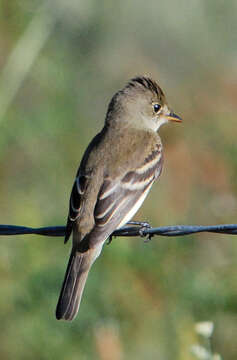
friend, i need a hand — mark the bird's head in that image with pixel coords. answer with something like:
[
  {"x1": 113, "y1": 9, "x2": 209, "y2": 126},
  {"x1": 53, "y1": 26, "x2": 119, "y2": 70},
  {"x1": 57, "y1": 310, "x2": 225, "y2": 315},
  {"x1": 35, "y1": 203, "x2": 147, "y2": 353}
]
[{"x1": 106, "y1": 76, "x2": 182, "y2": 132}]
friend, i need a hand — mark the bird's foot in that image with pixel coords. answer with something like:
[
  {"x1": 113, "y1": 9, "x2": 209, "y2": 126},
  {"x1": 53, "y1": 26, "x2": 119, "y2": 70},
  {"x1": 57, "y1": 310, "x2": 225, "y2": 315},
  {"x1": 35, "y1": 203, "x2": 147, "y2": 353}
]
[
  {"x1": 107, "y1": 221, "x2": 152, "y2": 245},
  {"x1": 138, "y1": 227, "x2": 153, "y2": 242},
  {"x1": 127, "y1": 221, "x2": 153, "y2": 242}
]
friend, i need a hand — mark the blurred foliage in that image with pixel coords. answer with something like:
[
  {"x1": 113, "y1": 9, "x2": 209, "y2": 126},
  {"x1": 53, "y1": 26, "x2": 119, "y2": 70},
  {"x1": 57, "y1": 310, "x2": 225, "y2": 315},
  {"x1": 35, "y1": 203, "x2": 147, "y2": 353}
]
[{"x1": 0, "y1": 1, "x2": 237, "y2": 359}]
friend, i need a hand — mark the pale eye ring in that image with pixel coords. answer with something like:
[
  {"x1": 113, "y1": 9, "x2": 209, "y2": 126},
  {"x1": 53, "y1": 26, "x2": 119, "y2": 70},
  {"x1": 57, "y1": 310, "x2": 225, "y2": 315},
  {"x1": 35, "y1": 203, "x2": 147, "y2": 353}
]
[{"x1": 153, "y1": 104, "x2": 161, "y2": 113}]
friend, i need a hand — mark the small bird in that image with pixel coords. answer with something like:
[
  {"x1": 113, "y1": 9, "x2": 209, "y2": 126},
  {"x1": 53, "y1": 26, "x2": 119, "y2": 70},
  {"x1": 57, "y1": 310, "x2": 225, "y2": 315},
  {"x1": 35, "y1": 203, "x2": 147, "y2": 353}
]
[{"x1": 56, "y1": 76, "x2": 182, "y2": 320}]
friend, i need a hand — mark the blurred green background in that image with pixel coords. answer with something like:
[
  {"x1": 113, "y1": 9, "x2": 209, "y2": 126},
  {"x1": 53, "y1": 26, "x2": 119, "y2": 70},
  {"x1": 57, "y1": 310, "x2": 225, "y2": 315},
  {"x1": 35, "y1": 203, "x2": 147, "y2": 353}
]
[{"x1": 0, "y1": 1, "x2": 237, "y2": 359}]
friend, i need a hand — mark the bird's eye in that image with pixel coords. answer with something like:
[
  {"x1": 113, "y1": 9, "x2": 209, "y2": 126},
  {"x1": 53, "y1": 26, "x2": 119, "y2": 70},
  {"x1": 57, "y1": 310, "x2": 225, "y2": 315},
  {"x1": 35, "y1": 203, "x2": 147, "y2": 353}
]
[{"x1": 153, "y1": 104, "x2": 161, "y2": 113}]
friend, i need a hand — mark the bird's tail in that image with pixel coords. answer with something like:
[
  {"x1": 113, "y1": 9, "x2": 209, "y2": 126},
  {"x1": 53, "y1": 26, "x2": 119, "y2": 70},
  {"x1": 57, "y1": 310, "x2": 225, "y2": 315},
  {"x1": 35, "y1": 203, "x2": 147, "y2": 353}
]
[{"x1": 56, "y1": 249, "x2": 97, "y2": 321}]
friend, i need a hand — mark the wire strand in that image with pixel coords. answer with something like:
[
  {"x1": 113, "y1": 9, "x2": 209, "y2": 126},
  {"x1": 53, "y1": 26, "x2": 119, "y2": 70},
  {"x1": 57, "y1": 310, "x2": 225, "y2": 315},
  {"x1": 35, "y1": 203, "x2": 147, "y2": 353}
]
[{"x1": 1, "y1": 223, "x2": 237, "y2": 239}]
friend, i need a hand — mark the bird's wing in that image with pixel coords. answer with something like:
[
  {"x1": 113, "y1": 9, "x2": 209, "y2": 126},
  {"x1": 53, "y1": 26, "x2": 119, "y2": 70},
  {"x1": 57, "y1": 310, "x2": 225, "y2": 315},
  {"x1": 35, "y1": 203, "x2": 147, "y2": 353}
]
[
  {"x1": 80, "y1": 145, "x2": 163, "y2": 249},
  {"x1": 64, "y1": 129, "x2": 107, "y2": 243}
]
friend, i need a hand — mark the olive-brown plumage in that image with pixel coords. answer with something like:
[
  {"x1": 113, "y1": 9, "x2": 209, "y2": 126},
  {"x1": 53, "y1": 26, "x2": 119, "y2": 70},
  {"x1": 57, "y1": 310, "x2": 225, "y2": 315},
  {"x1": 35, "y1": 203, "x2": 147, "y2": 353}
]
[{"x1": 56, "y1": 76, "x2": 181, "y2": 321}]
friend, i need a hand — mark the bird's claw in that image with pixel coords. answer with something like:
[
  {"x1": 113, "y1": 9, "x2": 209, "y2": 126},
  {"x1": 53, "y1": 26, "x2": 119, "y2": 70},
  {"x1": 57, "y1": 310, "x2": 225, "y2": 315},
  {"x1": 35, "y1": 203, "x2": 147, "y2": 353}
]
[
  {"x1": 138, "y1": 227, "x2": 153, "y2": 242},
  {"x1": 133, "y1": 221, "x2": 153, "y2": 242}
]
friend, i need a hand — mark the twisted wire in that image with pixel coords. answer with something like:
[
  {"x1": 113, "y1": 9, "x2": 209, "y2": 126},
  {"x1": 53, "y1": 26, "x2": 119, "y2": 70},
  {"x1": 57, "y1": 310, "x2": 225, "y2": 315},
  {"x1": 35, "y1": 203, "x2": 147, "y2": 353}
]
[{"x1": 0, "y1": 223, "x2": 237, "y2": 239}]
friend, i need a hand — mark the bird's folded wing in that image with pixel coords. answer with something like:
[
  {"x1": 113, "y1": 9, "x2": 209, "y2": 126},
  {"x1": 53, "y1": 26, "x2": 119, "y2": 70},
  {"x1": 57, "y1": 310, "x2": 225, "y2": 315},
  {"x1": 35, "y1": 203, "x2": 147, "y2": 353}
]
[{"x1": 88, "y1": 147, "x2": 163, "y2": 246}]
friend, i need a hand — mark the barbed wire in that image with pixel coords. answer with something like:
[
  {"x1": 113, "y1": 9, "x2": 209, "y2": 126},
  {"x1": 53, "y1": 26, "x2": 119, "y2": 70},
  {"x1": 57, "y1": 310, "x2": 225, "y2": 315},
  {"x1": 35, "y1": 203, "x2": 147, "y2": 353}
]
[{"x1": 1, "y1": 222, "x2": 237, "y2": 240}]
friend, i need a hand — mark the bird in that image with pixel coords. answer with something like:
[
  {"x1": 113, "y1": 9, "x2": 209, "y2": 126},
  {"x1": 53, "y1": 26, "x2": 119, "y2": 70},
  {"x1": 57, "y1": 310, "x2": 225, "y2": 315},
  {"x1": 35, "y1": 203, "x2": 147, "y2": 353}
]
[{"x1": 55, "y1": 76, "x2": 182, "y2": 321}]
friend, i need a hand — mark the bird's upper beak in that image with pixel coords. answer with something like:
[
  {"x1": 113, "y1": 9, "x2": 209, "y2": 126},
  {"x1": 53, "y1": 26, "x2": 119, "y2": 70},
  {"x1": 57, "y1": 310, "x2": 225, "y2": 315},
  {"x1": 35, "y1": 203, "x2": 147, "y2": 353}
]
[{"x1": 166, "y1": 112, "x2": 182, "y2": 123}]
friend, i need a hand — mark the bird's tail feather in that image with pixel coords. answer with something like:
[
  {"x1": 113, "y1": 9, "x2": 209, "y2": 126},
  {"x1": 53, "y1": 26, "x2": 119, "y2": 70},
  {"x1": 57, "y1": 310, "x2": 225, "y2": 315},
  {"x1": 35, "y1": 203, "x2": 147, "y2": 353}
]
[{"x1": 56, "y1": 250, "x2": 94, "y2": 321}]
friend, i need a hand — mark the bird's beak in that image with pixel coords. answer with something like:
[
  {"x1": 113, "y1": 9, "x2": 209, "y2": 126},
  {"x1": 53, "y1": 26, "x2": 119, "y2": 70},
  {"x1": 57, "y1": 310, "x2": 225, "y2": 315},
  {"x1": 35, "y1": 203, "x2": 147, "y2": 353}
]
[{"x1": 166, "y1": 112, "x2": 182, "y2": 123}]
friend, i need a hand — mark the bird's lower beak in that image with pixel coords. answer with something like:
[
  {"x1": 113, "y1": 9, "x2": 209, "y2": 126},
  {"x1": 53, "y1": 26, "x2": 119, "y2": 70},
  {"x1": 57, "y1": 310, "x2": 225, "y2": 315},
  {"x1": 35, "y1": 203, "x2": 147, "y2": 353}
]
[{"x1": 166, "y1": 112, "x2": 182, "y2": 123}]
